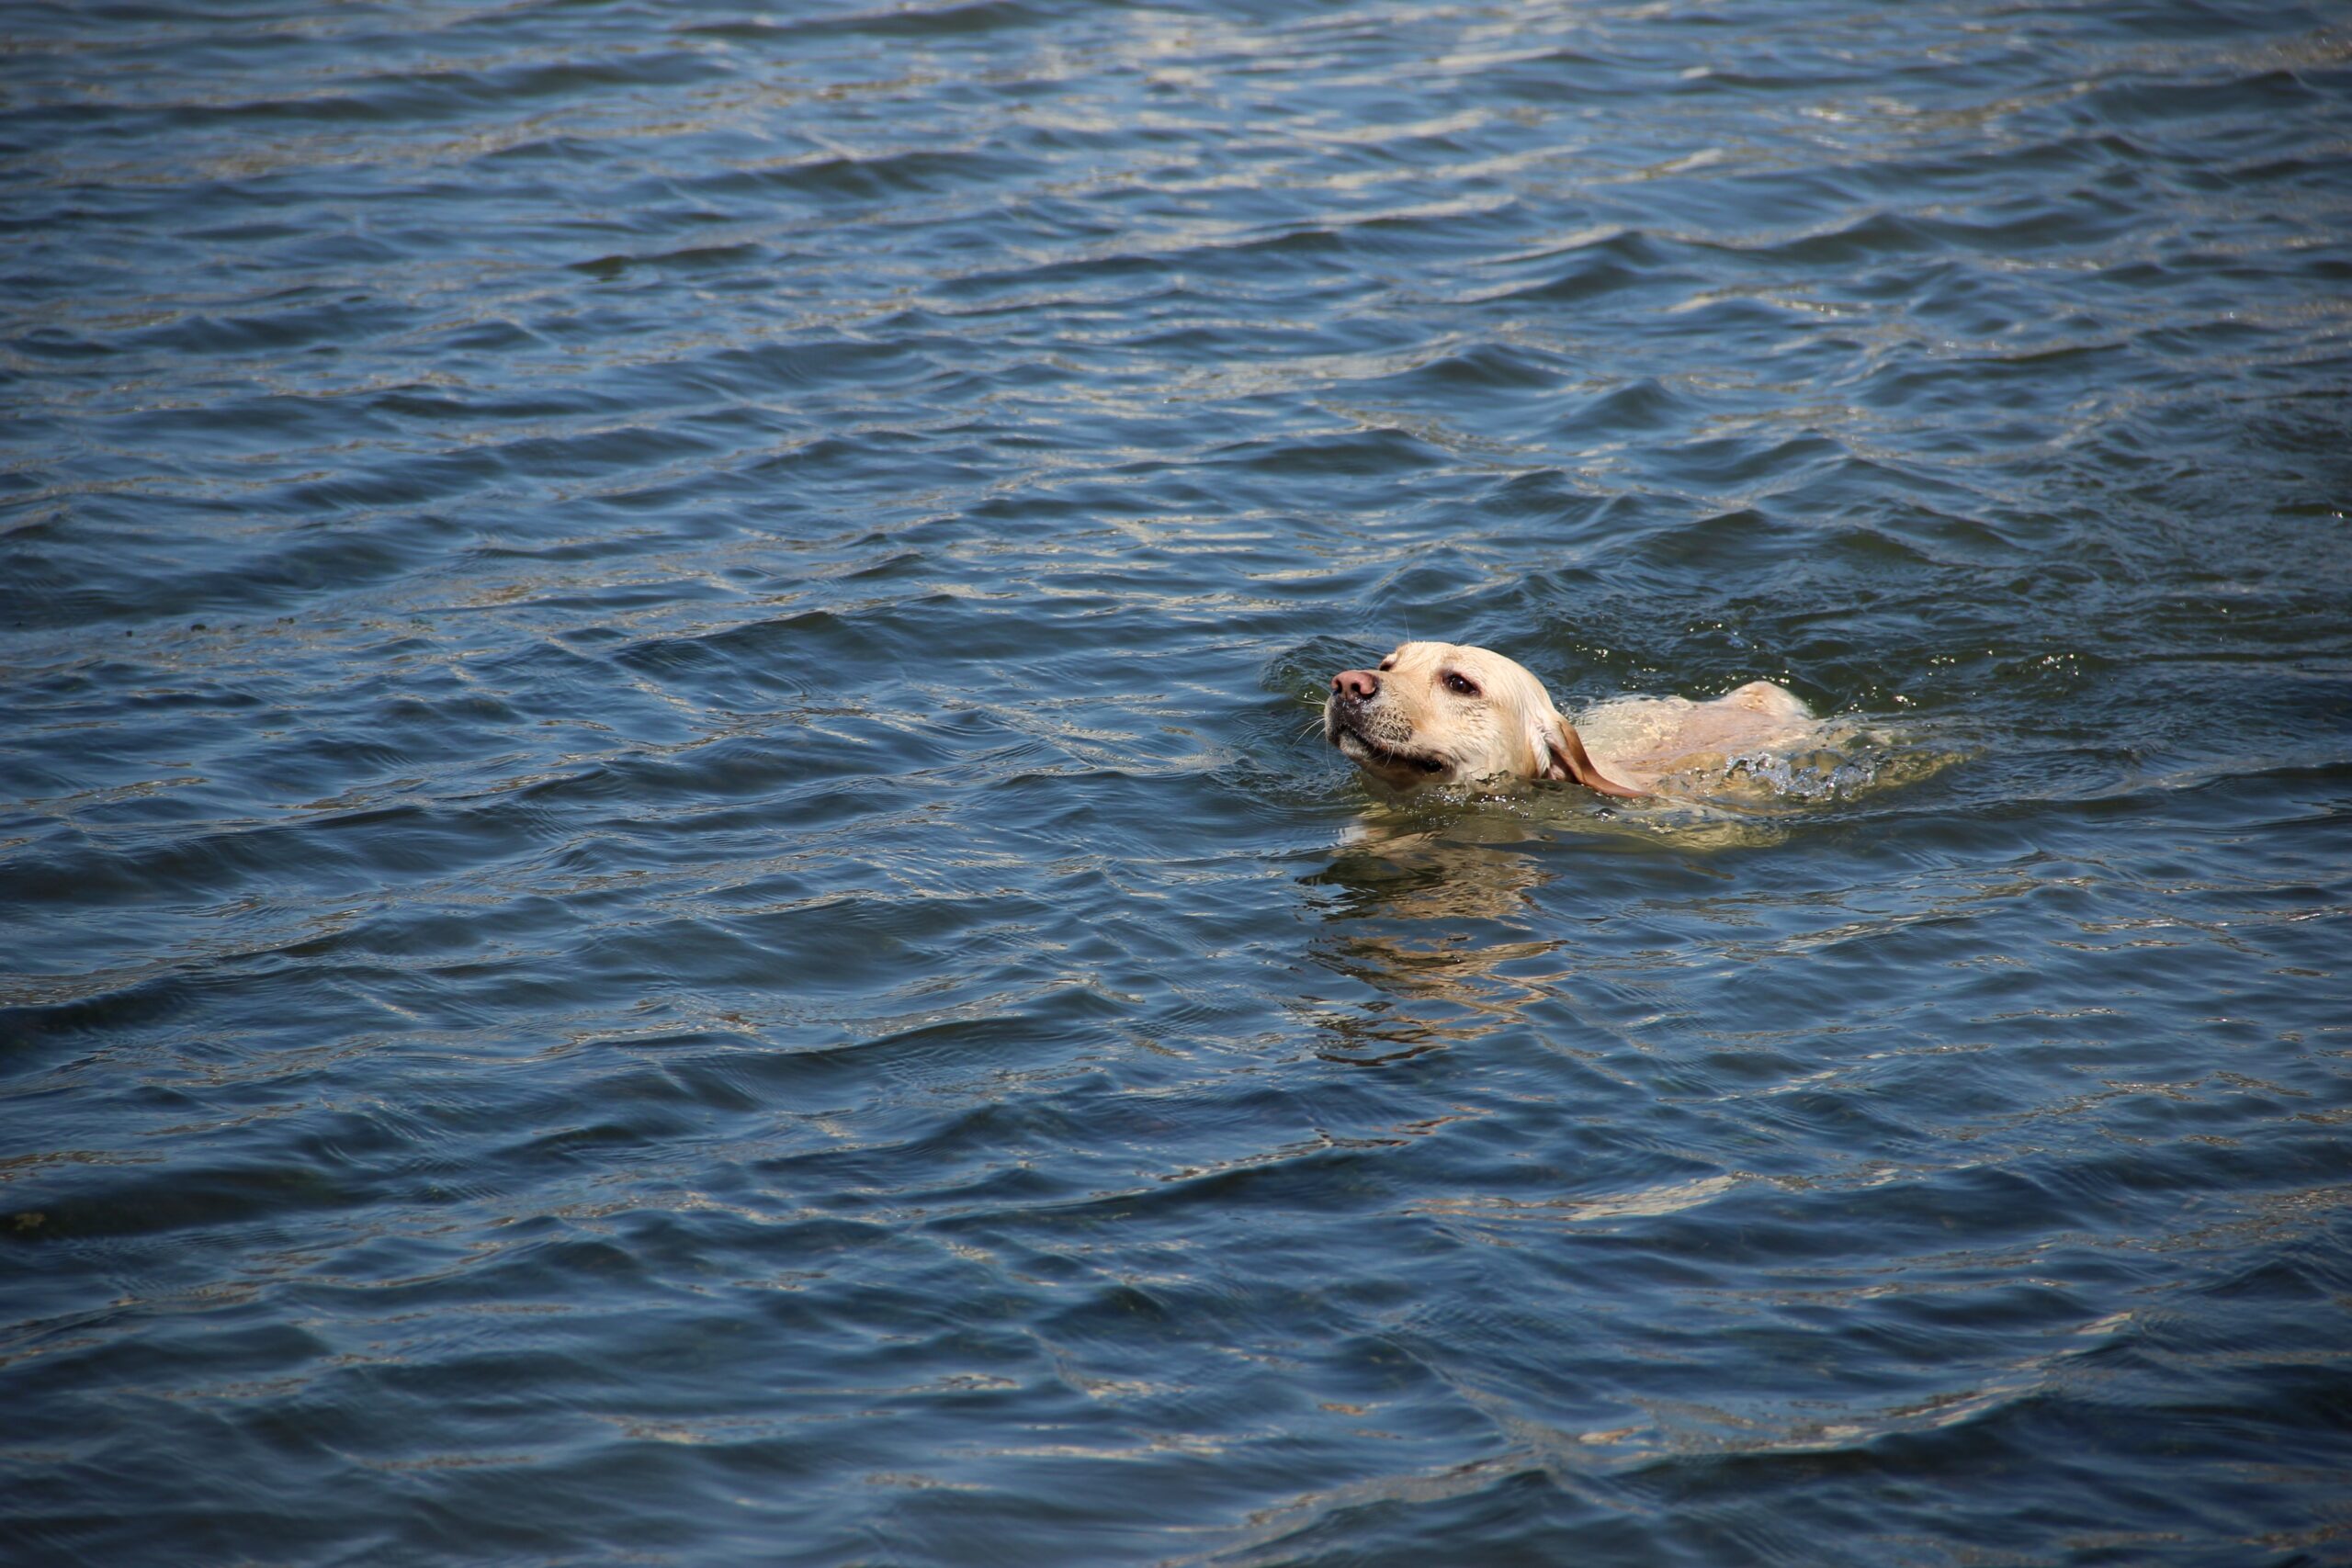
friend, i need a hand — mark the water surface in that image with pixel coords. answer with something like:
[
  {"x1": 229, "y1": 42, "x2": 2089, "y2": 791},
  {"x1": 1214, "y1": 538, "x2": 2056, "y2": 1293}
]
[{"x1": 5, "y1": 1, "x2": 2350, "y2": 1563}]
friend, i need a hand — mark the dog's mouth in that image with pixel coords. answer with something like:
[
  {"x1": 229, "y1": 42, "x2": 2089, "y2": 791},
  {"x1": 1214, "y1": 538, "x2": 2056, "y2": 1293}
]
[{"x1": 1327, "y1": 705, "x2": 1449, "y2": 777}]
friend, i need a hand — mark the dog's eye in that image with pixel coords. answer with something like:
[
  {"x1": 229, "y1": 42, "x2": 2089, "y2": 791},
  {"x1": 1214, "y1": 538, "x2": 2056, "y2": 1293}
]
[
  {"x1": 1442, "y1": 671, "x2": 1481, "y2": 697},
  {"x1": 1377, "y1": 657, "x2": 1396, "y2": 672}
]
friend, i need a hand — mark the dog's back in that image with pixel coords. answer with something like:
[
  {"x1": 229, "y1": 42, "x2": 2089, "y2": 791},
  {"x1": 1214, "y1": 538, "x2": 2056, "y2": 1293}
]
[{"x1": 1575, "y1": 682, "x2": 1817, "y2": 792}]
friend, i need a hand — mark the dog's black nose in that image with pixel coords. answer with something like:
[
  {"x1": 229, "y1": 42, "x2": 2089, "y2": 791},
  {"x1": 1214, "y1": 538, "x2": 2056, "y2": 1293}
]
[{"x1": 1331, "y1": 669, "x2": 1381, "y2": 701}]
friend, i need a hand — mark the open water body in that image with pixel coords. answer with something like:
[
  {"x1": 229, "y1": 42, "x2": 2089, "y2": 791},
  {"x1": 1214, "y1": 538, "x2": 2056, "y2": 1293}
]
[{"x1": 5, "y1": 0, "x2": 2351, "y2": 1562}]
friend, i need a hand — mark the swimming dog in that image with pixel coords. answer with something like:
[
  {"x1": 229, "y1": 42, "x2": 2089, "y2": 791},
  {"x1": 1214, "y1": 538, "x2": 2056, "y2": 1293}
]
[{"x1": 1324, "y1": 641, "x2": 1815, "y2": 798}]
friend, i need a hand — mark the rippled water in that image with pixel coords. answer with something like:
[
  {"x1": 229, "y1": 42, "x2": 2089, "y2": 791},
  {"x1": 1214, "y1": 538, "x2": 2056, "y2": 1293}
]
[{"x1": 6, "y1": 1, "x2": 2351, "y2": 1562}]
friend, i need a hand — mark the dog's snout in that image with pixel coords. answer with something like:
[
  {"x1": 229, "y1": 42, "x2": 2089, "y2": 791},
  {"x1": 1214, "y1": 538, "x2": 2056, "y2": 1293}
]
[{"x1": 1331, "y1": 669, "x2": 1381, "y2": 702}]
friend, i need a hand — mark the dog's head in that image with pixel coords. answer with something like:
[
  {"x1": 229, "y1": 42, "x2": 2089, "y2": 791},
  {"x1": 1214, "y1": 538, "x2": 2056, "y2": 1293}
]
[{"x1": 1323, "y1": 641, "x2": 1644, "y2": 797}]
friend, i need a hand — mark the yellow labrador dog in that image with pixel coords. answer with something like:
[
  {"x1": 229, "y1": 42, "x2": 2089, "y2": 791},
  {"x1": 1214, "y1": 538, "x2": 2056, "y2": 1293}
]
[{"x1": 1324, "y1": 640, "x2": 1816, "y2": 799}]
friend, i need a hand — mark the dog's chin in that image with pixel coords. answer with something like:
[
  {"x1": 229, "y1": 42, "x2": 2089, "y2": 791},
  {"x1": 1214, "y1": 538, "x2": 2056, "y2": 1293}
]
[{"x1": 1327, "y1": 707, "x2": 1453, "y2": 788}]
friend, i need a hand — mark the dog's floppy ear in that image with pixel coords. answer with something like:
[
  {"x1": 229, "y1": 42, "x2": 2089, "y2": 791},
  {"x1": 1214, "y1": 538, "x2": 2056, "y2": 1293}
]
[{"x1": 1541, "y1": 715, "x2": 1646, "y2": 799}]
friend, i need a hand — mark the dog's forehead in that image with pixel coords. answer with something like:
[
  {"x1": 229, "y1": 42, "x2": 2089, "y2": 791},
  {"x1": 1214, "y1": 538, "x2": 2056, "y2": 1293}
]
[
  {"x1": 1385, "y1": 641, "x2": 1530, "y2": 682},
  {"x1": 1454, "y1": 644, "x2": 1522, "y2": 679},
  {"x1": 1387, "y1": 639, "x2": 1478, "y2": 669}
]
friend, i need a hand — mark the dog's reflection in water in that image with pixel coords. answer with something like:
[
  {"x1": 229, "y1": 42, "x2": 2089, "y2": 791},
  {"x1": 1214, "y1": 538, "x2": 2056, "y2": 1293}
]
[{"x1": 1298, "y1": 813, "x2": 1576, "y2": 1066}]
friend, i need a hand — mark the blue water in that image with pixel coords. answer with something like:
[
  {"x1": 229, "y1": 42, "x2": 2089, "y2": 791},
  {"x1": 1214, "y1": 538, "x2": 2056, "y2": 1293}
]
[{"x1": 6, "y1": 1, "x2": 2350, "y2": 1562}]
